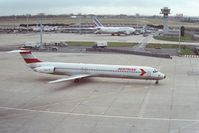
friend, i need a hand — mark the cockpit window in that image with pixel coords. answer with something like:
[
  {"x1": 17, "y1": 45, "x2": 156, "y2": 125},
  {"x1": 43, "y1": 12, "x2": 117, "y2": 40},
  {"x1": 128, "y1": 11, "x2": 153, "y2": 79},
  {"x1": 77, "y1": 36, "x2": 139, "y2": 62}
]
[{"x1": 153, "y1": 69, "x2": 158, "y2": 73}]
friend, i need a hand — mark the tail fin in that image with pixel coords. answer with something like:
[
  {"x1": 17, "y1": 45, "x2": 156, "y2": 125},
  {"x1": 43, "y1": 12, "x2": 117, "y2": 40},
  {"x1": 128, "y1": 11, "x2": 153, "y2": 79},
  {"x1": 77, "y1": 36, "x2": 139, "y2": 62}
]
[
  {"x1": 7, "y1": 48, "x2": 42, "y2": 64},
  {"x1": 92, "y1": 16, "x2": 104, "y2": 27}
]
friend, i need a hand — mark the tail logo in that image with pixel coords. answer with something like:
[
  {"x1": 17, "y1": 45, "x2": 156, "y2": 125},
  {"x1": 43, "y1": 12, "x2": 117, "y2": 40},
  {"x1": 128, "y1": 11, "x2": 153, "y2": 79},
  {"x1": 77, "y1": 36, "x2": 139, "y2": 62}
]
[{"x1": 19, "y1": 48, "x2": 42, "y2": 63}]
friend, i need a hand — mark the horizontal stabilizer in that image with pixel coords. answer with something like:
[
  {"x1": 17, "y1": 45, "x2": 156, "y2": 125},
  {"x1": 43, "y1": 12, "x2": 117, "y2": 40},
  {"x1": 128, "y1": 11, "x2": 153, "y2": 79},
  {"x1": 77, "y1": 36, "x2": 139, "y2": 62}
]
[
  {"x1": 48, "y1": 74, "x2": 91, "y2": 83},
  {"x1": 7, "y1": 49, "x2": 29, "y2": 53}
]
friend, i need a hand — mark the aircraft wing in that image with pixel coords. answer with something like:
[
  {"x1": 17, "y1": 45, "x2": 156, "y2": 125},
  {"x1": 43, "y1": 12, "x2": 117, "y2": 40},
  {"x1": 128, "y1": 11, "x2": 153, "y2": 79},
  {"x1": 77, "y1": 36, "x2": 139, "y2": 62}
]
[{"x1": 48, "y1": 74, "x2": 91, "y2": 84}]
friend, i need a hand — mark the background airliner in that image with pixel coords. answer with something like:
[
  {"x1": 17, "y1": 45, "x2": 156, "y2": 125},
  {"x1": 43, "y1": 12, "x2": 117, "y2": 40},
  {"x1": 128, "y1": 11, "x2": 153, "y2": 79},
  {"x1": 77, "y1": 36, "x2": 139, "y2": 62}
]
[
  {"x1": 8, "y1": 48, "x2": 166, "y2": 84},
  {"x1": 93, "y1": 16, "x2": 136, "y2": 36}
]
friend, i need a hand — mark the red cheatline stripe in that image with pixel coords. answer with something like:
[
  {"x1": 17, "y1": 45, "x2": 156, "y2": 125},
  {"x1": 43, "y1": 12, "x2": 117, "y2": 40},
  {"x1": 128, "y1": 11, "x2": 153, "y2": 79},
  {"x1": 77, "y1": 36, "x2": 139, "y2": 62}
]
[
  {"x1": 20, "y1": 52, "x2": 32, "y2": 54},
  {"x1": 24, "y1": 58, "x2": 42, "y2": 63}
]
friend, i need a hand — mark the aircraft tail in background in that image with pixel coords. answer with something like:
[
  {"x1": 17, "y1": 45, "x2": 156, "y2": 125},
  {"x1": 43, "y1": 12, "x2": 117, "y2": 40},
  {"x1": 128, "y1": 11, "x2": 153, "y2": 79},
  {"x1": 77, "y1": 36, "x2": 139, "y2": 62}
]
[{"x1": 92, "y1": 16, "x2": 104, "y2": 27}]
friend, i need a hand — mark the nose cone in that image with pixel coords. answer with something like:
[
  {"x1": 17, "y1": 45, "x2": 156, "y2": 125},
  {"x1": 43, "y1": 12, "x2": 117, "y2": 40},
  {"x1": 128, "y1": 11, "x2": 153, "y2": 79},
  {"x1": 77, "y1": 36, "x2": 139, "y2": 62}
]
[
  {"x1": 160, "y1": 73, "x2": 166, "y2": 80},
  {"x1": 158, "y1": 73, "x2": 166, "y2": 80}
]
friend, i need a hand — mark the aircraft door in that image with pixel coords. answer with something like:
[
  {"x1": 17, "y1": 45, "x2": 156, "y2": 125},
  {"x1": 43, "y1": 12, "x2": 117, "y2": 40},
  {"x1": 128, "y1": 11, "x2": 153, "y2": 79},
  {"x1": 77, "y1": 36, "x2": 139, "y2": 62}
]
[{"x1": 146, "y1": 71, "x2": 151, "y2": 78}]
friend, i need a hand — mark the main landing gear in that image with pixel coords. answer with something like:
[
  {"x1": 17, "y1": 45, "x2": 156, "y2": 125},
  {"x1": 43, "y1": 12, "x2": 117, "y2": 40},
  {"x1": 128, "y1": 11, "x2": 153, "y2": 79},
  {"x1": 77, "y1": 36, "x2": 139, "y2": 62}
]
[
  {"x1": 74, "y1": 79, "x2": 80, "y2": 83},
  {"x1": 155, "y1": 80, "x2": 159, "y2": 84}
]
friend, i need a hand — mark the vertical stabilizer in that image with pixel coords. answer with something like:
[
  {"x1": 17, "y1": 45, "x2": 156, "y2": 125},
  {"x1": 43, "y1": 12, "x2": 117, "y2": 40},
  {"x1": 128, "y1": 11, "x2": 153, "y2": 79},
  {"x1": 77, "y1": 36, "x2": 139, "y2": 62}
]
[
  {"x1": 8, "y1": 48, "x2": 42, "y2": 64},
  {"x1": 92, "y1": 16, "x2": 104, "y2": 27}
]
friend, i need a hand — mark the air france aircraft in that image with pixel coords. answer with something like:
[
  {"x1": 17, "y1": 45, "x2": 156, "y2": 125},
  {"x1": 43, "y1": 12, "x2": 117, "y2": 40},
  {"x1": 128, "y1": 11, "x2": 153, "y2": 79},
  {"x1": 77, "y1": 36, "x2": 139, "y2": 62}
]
[
  {"x1": 93, "y1": 16, "x2": 136, "y2": 36},
  {"x1": 8, "y1": 48, "x2": 166, "y2": 84}
]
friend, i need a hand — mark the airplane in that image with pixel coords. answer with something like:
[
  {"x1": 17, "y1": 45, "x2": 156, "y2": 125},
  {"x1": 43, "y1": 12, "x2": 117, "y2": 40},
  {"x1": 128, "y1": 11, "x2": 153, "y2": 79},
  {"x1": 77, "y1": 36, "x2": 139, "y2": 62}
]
[
  {"x1": 32, "y1": 26, "x2": 58, "y2": 32},
  {"x1": 93, "y1": 16, "x2": 136, "y2": 36},
  {"x1": 8, "y1": 48, "x2": 166, "y2": 84}
]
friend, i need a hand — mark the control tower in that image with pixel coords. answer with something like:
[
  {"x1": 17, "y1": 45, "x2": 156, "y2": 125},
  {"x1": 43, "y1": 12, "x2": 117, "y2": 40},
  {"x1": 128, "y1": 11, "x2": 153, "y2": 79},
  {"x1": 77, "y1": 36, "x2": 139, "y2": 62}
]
[{"x1": 160, "y1": 7, "x2": 170, "y2": 33}]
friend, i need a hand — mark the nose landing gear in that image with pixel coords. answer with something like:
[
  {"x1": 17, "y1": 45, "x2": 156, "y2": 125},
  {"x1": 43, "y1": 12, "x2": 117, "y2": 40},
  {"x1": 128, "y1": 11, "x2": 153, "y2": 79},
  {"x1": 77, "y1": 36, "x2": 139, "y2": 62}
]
[{"x1": 155, "y1": 80, "x2": 159, "y2": 84}]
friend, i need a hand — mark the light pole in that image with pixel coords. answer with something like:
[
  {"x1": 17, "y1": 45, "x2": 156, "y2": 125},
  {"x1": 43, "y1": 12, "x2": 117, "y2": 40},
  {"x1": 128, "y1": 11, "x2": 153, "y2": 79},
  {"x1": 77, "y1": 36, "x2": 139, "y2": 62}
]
[
  {"x1": 26, "y1": 14, "x2": 29, "y2": 32},
  {"x1": 38, "y1": 13, "x2": 44, "y2": 48},
  {"x1": 79, "y1": 15, "x2": 82, "y2": 34},
  {"x1": 177, "y1": 13, "x2": 183, "y2": 55},
  {"x1": 136, "y1": 13, "x2": 139, "y2": 30},
  {"x1": 178, "y1": 26, "x2": 181, "y2": 54}
]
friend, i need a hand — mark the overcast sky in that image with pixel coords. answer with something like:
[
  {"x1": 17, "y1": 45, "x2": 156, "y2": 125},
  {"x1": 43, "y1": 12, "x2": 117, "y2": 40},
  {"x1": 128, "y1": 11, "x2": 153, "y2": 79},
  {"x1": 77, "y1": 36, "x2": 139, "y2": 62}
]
[{"x1": 0, "y1": 0, "x2": 199, "y2": 16}]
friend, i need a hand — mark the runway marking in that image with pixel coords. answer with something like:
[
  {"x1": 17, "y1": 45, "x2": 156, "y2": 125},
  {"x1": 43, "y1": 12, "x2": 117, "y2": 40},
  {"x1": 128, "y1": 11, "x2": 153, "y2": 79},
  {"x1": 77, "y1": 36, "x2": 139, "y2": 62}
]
[
  {"x1": 138, "y1": 88, "x2": 150, "y2": 117},
  {"x1": 170, "y1": 121, "x2": 199, "y2": 133},
  {"x1": 28, "y1": 89, "x2": 123, "y2": 110},
  {"x1": 138, "y1": 37, "x2": 146, "y2": 44},
  {"x1": 1, "y1": 106, "x2": 199, "y2": 122}
]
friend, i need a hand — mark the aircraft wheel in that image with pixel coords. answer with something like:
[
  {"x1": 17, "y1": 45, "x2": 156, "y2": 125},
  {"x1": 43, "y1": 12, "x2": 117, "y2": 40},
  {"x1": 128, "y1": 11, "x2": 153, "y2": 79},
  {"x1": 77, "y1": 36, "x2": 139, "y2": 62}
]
[
  {"x1": 155, "y1": 80, "x2": 159, "y2": 84},
  {"x1": 74, "y1": 79, "x2": 80, "y2": 83}
]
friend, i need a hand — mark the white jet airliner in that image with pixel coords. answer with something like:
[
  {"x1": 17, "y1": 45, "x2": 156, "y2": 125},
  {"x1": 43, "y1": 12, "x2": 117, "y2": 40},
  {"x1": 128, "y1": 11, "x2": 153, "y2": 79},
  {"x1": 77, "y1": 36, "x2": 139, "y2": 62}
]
[
  {"x1": 8, "y1": 48, "x2": 166, "y2": 84},
  {"x1": 93, "y1": 16, "x2": 136, "y2": 36}
]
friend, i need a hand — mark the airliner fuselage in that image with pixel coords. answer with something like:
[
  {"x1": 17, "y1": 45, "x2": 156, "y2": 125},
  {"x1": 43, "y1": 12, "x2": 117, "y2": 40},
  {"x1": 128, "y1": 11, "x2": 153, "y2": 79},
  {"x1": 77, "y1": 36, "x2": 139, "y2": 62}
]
[
  {"x1": 8, "y1": 48, "x2": 166, "y2": 84},
  {"x1": 31, "y1": 62, "x2": 165, "y2": 81}
]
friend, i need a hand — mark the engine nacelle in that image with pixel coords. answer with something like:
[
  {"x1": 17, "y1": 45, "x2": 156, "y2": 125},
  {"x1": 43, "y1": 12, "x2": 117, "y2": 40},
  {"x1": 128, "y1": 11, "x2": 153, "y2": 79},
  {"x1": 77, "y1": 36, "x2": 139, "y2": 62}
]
[{"x1": 34, "y1": 66, "x2": 55, "y2": 74}]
